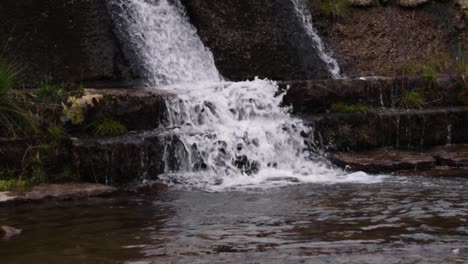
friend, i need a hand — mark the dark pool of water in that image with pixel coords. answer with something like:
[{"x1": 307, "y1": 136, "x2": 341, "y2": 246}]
[{"x1": 1, "y1": 176, "x2": 467, "y2": 264}]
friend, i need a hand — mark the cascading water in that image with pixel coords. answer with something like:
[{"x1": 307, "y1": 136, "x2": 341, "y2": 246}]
[
  {"x1": 110, "y1": 0, "x2": 380, "y2": 191},
  {"x1": 291, "y1": 0, "x2": 342, "y2": 79},
  {"x1": 108, "y1": 0, "x2": 221, "y2": 85}
]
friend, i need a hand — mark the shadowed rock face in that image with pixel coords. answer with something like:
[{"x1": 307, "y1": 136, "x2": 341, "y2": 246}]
[
  {"x1": 0, "y1": 0, "x2": 133, "y2": 86},
  {"x1": 182, "y1": 0, "x2": 332, "y2": 81}
]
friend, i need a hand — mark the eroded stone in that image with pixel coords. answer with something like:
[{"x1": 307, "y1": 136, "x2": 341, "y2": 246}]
[
  {"x1": 332, "y1": 148, "x2": 436, "y2": 173},
  {"x1": 431, "y1": 144, "x2": 468, "y2": 167}
]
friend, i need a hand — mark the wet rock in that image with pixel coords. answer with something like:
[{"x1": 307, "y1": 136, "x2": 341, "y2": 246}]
[
  {"x1": 398, "y1": 0, "x2": 430, "y2": 7},
  {"x1": 332, "y1": 149, "x2": 436, "y2": 173},
  {"x1": 431, "y1": 144, "x2": 468, "y2": 167},
  {"x1": 1, "y1": 226, "x2": 22, "y2": 238},
  {"x1": 347, "y1": 0, "x2": 376, "y2": 7},
  {"x1": 0, "y1": 0, "x2": 133, "y2": 86},
  {"x1": 124, "y1": 180, "x2": 169, "y2": 194},
  {"x1": 72, "y1": 132, "x2": 176, "y2": 185},
  {"x1": 84, "y1": 88, "x2": 172, "y2": 131},
  {"x1": 282, "y1": 76, "x2": 462, "y2": 114},
  {"x1": 455, "y1": 0, "x2": 468, "y2": 9},
  {"x1": 306, "y1": 106, "x2": 468, "y2": 151},
  {"x1": 0, "y1": 184, "x2": 117, "y2": 205},
  {"x1": 182, "y1": 0, "x2": 332, "y2": 81}
]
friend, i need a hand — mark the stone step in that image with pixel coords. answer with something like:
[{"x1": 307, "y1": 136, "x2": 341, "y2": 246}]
[
  {"x1": 303, "y1": 106, "x2": 468, "y2": 151},
  {"x1": 281, "y1": 76, "x2": 465, "y2": 114},
  {"x1": 332, "y1": 144, "x2": 468, "y2": 176},
  {"x1": 82, "y1": 87, "x2": 172, "y2": 131}
]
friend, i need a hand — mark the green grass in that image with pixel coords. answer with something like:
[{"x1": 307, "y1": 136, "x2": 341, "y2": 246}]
[
  {"x1": 35, "y1": 82, "x2": 64, "y2": 100},
  {"x1": 92, "y1": 119, "x2": 128, "y2": 137},
  {"x1": 0, "y1": 179, "x2": 29, "y2": 192},
  {"x1": 456, "y1": 57, "x2": 467, "y2": 78},
  {"x1": 329, "y1": 102, "x2": 369, "y2": 113},
  {"x1": 0, "y1": 60, "x2": 37, "y2": 137},
  {"x1": 320, "y1": 0, "x2": 350, "y2": 20},
  {"x1": 399, "y1": 90, "x2": 425, "y2": 109}
]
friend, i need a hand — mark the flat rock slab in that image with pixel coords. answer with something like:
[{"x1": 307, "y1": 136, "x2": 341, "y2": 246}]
[
  {"x1": 333, "y1": 149, "x2": 436, "y2": 173},
  {"x1": 0, "y1": 183, "x2": 117, "y2": 205},
  {"x1": 431, "y1": 144, "x2": 468, "y2": 167}
]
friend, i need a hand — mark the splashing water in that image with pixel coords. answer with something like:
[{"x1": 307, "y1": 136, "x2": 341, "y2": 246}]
[
  {"x1": 108, "y1": 0, "x2": 221, "y2": 85},
  {"x1": 291, "y1": 0, "x2": 342, "y2": 78},
  {"x1": 109, "y1": 0, "x2": 381, "y2": 191}
]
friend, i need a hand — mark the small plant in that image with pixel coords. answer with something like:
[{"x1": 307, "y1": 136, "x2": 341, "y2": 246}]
[
  {"x1": 0, "y1": 179, "x2": 28, "y2": 192},
  {"x1": 456, "y1": 57, "x2": 467, "y2": 79},
  {"x1": 320, "y1": 0, "x2": 350, "y2": 20},
  {"x1": 46, "y1": 123, "x2": 64, "y2": 142},
  {"x1": 399, "y1": 90, "x2": 425, "y2": 109},
  {"x1": 0, "y1": 60, "x2": 37, "y2": 137},
  {"x1": 61, "y1": 96, "x2": 85, "y2": 125},
  {"x1": 35, "y1": 82, "x2": 64, "y2": 100},
  {"x1": 329, "y1": 102, "x2": 369, "y2": 113},
  {"x1": 464, "y1": 10, "x2": 468, "y2": 20},
  {"x1": 92, "y1": 119, "x2": 128, "y2": 137}
]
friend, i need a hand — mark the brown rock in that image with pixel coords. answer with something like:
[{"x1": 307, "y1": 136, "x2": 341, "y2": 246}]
[
  {"x1": 398, "y1": 0, "x2": 430, "y2": 7},
  {"x1": 455, "y1": 0, "x2": 468, "y2": 9},
  {"x1": 431, "y1": 144, "x2": 468, "y2": 167},
  {"x1": 347, "y1": 0, "x2": 376, "y2": 7},
  {"x1": 332, "y1": 148, "x2": 436, "y2": 173}
]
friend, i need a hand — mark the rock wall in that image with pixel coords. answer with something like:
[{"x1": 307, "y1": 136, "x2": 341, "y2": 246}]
[
  {"x1": 0, "y1": 0, "x2": 133, "y2": 86},
  {"x1": 182, "y1": 0, "x2": 333, "y2": 81},
  {"x1": 311, "y1": 1, "x2": 468, "y2": 77}
]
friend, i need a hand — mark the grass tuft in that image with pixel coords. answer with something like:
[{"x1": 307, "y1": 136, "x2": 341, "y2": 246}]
[
  {"x1": 0, "y1": 60, "x2": 37, "y2": 137},
  {"x1": 329, "y1": 102, "x2": 369, "y2": 113},
  {"x1": 92, "y1": 119, "x2": 128, "y2": 137},
  {"x1": 320, "y1": 0, "x2": 350, "y2": 20},
  {"x1": 399, "y1": 90, "x2": 425, "y2": 109}
]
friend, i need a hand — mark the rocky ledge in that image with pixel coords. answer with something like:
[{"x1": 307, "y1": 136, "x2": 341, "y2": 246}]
[
  {"x1": 0, "y1": 181, "x2": 167, "y2": 205},
  {"x1": 332, "y1": 144, "x2": 468, "y2": 176}
]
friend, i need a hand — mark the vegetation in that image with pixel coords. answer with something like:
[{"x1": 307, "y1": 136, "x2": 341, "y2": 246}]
[
  {"x1": 464, "y1": 10, "x2": 468, "y2": 20},
  {"x1": 456, "y1": 57, "x2": 467, "y2": 79},
  {"x1": 320, "y1": 0, "x2": 350, "y2": 20},
  {"x1": 92, "y1": 118, "x2": 128, "y2": 137},
  {"x1": 399, "y1": 90, "x2": 425, "y2": 109},
  {"x1": 35, "y1": 82, "x2": 64, "y2": 100},
  {"x1": 329, "y1": 102, "x2": 369, "y2": 113}
]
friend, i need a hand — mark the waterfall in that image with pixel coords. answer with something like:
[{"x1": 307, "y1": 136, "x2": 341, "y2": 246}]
[
  {"x1": 291, "y1": 0, "x2": 342, "y2": 78},
  {"x1": 108, "y1": 0, "x2": 221, "y2": 85},
  {"x1": 109, "y1": 0, "x2": 379, "y2": 191}
]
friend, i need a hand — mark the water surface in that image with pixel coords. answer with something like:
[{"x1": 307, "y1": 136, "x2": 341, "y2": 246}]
[{"x1": 1, "y1": 176, "x2": 467, "y2": 263}]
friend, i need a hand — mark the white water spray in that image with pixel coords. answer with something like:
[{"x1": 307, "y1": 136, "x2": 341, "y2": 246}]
[
  {"x1": 109, "y1": 0, "x2": 221, "y2": 85},
  {"x1": 110, "y1": 0, "x2": 381, "y2": 191},
  {"x1": 291, "y1": 0, "x2": 342, "y2": 78}
]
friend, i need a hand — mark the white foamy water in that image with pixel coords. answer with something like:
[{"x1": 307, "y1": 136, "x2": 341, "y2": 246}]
[
  {"x1": 109, "y1": 0, "x2": 221, "y2": 85},
  {"x1": 110, "y1": 0, "x2": 382, "y2": 191},
  {"x1": 291, "y1": 0, "x2": 342, "y2": 78}
]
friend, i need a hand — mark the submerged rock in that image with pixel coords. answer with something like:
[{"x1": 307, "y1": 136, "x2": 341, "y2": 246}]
[{"x1": 1, "y1": 226, "x2": 22, "y2": 239}]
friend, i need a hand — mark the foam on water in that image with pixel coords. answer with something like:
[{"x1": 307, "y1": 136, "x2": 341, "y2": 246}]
[{"x1": 110, "y1": 0, "x2": 383, "y2": 191}]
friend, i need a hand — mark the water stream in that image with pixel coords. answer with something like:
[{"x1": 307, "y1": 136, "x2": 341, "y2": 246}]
[{"x1": 110, "y1": 0, "x2": 364, "y2": 191}]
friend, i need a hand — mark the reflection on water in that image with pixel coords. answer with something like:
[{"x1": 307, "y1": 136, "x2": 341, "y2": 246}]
[{"x1": 1, "y1": 176, "x2": 467, "y2": 263}]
